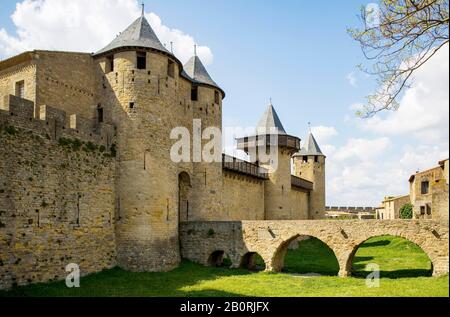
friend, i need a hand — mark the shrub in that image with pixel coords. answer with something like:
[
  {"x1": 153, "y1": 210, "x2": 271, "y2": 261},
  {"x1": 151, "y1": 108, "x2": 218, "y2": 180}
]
[
  {"x1": 58, "y1": 137, "x2": 83, "y2": 151},
  {"x1": 5, "y1": 126, "x2": 18, "y2": 135},
  {"x1": 400, "y1": 203, "x2": 413, "y2": 219},
  {"x1": 84, "y1": 141, "x2": 98, "y2": 152},
  {"x1": 110, "y1": 143, "x2": 117, "y2": 157},
  {"x1": 58, "y1": 137, "x2": 70, "y2": 147},
  {"x1": 71, "y1": 139, "x2": 83, "y2": 151}
]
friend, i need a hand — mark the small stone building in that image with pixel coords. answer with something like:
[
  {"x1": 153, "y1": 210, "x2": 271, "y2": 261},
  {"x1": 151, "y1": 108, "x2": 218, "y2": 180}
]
[
  {"x1": 376, "y1": 195, "x2": 411, "y2": 220},
  {"x1": 409, "y1": 159, "x2": 449, "y2": 221}
]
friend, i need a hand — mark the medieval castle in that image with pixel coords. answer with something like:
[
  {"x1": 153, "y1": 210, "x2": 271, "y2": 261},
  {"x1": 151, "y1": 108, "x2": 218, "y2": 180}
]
[{"x1": 0, "y1": 12, "x2": 328, "y2": 289}]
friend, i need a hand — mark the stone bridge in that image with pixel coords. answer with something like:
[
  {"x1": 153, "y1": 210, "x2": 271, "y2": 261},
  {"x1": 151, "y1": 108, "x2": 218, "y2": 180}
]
[{"x1": 179, "y1": 220, "x2": 449, "y2": 277}]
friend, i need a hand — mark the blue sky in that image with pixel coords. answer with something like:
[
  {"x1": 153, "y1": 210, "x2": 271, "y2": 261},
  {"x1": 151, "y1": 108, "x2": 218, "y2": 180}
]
[{"x1": 0, "y1": 0, "x2": 448, "y2": 206}]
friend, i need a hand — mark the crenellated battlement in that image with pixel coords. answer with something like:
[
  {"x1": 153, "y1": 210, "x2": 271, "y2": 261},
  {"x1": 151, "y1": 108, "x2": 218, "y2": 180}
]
[{"x1": 0, "y1": 94, "x2": 115, "y2": 148}]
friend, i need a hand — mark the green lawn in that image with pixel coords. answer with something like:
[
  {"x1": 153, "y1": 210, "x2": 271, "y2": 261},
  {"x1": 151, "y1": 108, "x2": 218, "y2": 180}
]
[{"x1": 1, "y1": 236, "x2": 448, "y2": 297}]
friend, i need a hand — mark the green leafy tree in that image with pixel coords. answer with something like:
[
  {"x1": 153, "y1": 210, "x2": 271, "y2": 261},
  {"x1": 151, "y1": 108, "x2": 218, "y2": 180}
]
[
  {"x1": 400, "y1": 203, "x2": 414, "y2": 219},
  {"x1": 348, "y1": 0, "x2": 449, "y2": 117}
]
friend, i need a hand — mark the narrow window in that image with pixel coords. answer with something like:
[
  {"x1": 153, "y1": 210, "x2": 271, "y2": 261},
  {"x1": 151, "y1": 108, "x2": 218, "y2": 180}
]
[
  {"x1": 97, "y1": 105, "x2": 104, "y2": 123},
  {"x1": 420, "y1": 206, "x2": 426, "y2": 215},
  {"x1": 106, "y1": 55, "x2": 114, "y2": 73},
  {"x1": 302, "y1": 156, "x2": 308, "y2": 163},
  {"x1": 137, "y1": 52, "x2": 146, "y2": 70},
  {"x1": 421, "y1": 181, "x2": 429, "y2": 194},
  {"x1": 214, "y1": 91, "x2": 220, "y2": 104},
  {"x1": 314, "y1": 156, "x2": 319, "y2": 163},
  {"x1": 167, "y1": 59, "x2": 175, "y2": 78},
  {"x1": 15, "y1": 80, "x2": 25, "y2": 98},
  {"x1": 191, "y1": 87, "x2": 198, "y2": 101},
  {"x1": 426, "y1": 205, "x2": 432, "y2": 215},
  {"x1": 129, "y1": 102, "x2": 135, "y2": 109}
]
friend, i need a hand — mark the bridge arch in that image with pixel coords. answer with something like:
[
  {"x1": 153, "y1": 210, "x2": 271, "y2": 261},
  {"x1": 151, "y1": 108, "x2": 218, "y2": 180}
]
[
  {"x1": 342, "y1": 232, "x2": 438, "y2": 277},
  {"x1": 207, "y1": 250, "x2": 232, "y2": 267},
  {"x1": 179, "y1": 220, "x2": 449, "y2": 277},
  {"x1": 239, "y1": 252, "x2": 266, "y2": 271},
  {"x1": 270, "y1": 234, "x2": 340, "y2": 274}
]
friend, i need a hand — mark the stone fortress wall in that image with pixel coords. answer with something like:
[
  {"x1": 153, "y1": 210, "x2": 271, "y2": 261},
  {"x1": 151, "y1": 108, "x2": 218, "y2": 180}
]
[
  {"x1": 0, "y1": 94, "x2": 116, "y2": 290},
  {"x1": 3, "y1": 11, "x2": 443, "y2": 292}
]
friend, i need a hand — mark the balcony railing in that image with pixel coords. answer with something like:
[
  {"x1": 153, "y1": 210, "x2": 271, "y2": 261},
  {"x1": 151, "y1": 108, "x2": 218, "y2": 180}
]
[
  {"x1": 291, "y1": 175, "x2": 314, "y2": 191},
  {"x1": 222, "y1": 154, "x2": 268, "y2": 180}
]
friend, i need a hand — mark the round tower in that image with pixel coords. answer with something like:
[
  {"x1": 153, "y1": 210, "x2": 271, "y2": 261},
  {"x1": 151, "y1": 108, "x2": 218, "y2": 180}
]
[
  {"x1": 93, "y1": 13, "x2": 196, "y2": 271},
  {"x1": 183, "y1": 51, "x2": 225, "y2": 221},
  {"x1": 237, "y1": 103, "x2": 300, "y2": 220},
  {"x1": 292, "y1": 133, "x2": 326, "y2": 219}
]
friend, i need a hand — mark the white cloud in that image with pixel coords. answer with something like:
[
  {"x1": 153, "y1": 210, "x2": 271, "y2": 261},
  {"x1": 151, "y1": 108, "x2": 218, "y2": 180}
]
[
  {"x1": 328, "y1": 45, "x2": 449, "y2": 206},
  {"x1": 333, "y1": 137, "x2": 391, "y2": 162},
  {"x1": 346, "y1": 72, "x2": 358, "y2": 87},
  {"x1": 358, "y1": 44, "x2": 449, "y2": 146},
  {"x1": 0, "y1": 0, "x2": 213, "y2": 65},
  {"x1": 323, "y1": 137, "x2": 393, "y2": 206},
  {"x1": 310, "y1": 126, "x2": 338, "y2": 144}
]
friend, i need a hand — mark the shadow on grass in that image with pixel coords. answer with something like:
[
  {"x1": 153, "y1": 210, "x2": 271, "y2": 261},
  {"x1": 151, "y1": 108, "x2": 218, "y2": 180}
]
[
  {"x1": 352, "y1": 269, "x2": 433, "y2": 279},
  {"x1": 352, "y1": 256, "x2": 374, "y2": 265},
  {"x1": 358, "y1": 240, "x2": 391, "y2": 248},
  {"x1": 0, "y1": 260, "x2": 252, "y2": 297},
  {"x1": 282, "y1": 237, "x2": 340, "y2": 276}
]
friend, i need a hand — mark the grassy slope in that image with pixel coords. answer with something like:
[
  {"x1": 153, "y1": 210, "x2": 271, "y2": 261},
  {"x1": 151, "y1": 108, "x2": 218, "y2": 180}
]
[{"x1": 0, "y1": 236, "x2": 448, "y2": 297}]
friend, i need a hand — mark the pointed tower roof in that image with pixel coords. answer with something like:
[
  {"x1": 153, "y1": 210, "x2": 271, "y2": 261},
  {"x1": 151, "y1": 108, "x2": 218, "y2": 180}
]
[
  {"x1": 294, "y1": 133, "x2": 324, "y2": 156},
  {"x1": 94, "y1": 15, "x2": 170, "y2": 56},
  {"x1": 183, "y1": 54, "x2": 223, "y2": 94},
  {"x1": 255, "y1": 103, "x2": 287, "y2": 135},
  {"x1": 236, "y1": 102, "x2": 300, "y2": 154}
]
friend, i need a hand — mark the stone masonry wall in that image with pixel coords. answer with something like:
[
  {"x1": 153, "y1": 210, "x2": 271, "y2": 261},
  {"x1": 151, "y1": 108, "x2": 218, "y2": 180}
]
[
  {"x1": 222, "y1": 171, "x2": 265, "y2": 220},
  {"x1": 289, "y1": 188, "x2": 309, "y2": 220},
  {"x1": 0, "y1": 97, "x2": 116, "y2": 291},
  {"x1": 35, "y1": 51, "x2": 96, "y2": 119},
  {"x1": 180, "y1": 220, "x2": 449, "y2": 277},
  {"x1": 260, "y1": 149, "x2": 296, "y2": 220},
  {"x1": 411, "y1": 165, "x2": 447, "y2": 220},
  {"x1": 293, "y1": 155, "x2": 326, "y2": 219},
  {"x1": 0, "y1": 61, "x2": 37, "y2": 113}
]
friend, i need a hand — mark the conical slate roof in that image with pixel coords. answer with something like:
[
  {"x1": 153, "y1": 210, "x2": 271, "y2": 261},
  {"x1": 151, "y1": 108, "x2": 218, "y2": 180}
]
[
  {"x1": 295, "y1": 133, "x2": 324, "y2": 156},
  {"x1": 95, "y1": 15, "x2": 170, "y2": 56},
  {"x1": 255, "y1": 104, "x2": 287, "y2": 135},
  {"x1": 183, "y1": 55, "x2": 220, "y2": 90}
]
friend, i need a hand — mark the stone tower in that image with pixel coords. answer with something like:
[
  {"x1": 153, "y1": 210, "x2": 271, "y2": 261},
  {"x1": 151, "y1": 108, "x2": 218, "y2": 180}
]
[
  {"x1": 237, "y1": 103, "x2": 300, "y2": 219},
  {"x1": 91, "y1": 12, "x2": 224, "y2": 272},
  {"x1": 183, "y1": 53, "x2": 225, "y2": 221},
  {"x1": 292, "y1": 133, "x2": 326, "y2": 219}
]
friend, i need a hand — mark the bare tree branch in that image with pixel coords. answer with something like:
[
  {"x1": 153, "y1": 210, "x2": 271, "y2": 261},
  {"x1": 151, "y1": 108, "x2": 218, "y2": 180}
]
[{"x1": 348, "y1": 0, "x2": 449, "y2": 117}]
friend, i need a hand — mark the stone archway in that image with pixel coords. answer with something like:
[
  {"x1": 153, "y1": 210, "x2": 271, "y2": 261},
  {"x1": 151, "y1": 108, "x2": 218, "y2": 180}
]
[
  {"x1": 342, "y1": 233, "x2": 440, "y2": 277},
  {"x1": 178, "y1": 172, "x2": 191, "y2": 222},
  {"x1": 240, "y1": 252, "x2": 266, "y2": 271},
  {"x1": 347, "y1": 235, "x2": 433, "y2": 278},
  {"x1": 179, "y1": 220, "x2": 449, "y2": 277},
  {"x1": 207, "y1": 250, "x2": 232, "y2": 267},
  {"x1": 270, "y1": 234, "x2": 340, "y2": 274}
]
